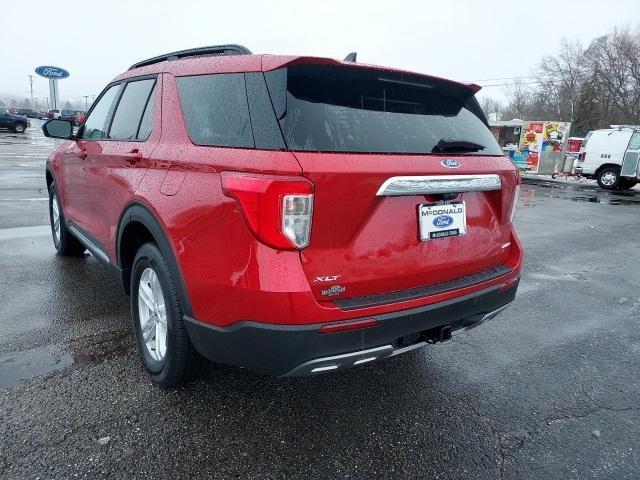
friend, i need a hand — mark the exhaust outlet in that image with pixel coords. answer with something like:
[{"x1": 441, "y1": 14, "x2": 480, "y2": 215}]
[{"x1": 439, "y1": 326, "x2": 452, "y2": 342}]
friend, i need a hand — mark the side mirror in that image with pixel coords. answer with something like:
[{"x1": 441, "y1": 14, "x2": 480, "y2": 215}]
[{"x1": 42, "y1": 119, "x2": 74, "y2": 140}]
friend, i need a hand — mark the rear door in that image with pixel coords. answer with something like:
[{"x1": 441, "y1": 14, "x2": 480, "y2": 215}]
[
  {"x1": 621, "y1": 130, "x2": 640, "y2": 178},
  {"x1": 266, "y1": 64, "x2": 519, "y2": 303}
]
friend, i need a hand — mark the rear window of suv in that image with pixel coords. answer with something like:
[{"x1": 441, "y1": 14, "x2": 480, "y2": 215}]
[{"x1": 266, "y1": 65, "x2": 503, "y2": 155}]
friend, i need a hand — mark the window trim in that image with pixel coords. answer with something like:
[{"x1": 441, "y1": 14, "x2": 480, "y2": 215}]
[
  {"x1": 135, "y1": 83, "x2": 156, "y2": 141},
  {"x1": 79, "y1": 74, "x2": 157, "y2": 142}
]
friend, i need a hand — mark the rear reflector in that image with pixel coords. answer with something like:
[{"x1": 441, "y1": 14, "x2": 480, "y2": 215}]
[
  {"x1": 319, "y1": 318, "x2": 379, "y2": 334},
  {"x1": 498, "y1": 276, "x2": 520, "y2": 291}
]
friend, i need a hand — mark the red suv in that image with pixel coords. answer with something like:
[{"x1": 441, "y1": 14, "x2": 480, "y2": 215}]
[{"x1": 42, "y1": 45, "x2": 522, "y2": 386}]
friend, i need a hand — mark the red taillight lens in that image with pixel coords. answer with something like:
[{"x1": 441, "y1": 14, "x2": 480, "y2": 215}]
[
  {"x1": 221, "y1": 172, "x2": 314, "y2": 250},
  {"x1": 509, "y1": 183, "x2": 521, "y2": 223}
]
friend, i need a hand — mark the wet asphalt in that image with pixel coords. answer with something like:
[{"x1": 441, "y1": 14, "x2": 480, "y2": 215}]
[{"x1": 1, "y1": 122, "x2": 639, "y2": 479}]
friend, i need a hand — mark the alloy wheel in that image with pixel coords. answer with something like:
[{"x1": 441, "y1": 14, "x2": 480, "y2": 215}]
[
  {"x1": 51, "y1": 194, "x2": 61, "y2": 244},
  {"x1": 138, "y1": 267, "x2": 168, "y2": 361}
]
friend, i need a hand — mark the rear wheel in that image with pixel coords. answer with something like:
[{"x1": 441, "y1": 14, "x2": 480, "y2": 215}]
[
  {"x1": 13, "y1": 122, "x2": 26, "y2": 133},
  {"x1": 48, "y1": 185, "x2": 86, "y2": 256},
  {"x1": 131, "y1": 242, "x2": 208, "y2": 387},
  {"x1": 596, "y1": 166, "x2": 622, "y2": 190}
]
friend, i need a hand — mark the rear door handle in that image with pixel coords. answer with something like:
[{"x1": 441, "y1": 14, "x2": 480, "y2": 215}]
[{"x1": 126, "y1": 148, "x2": 144, "y2": 164}]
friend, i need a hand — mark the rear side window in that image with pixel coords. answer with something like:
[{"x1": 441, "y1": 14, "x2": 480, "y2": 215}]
[
  {"x1": 176, "y1": 74, "x2": 253, "y2": 148},
  {"x1": 81, "y1": 85, "x2": 120, "y2": 139},
  {"x1": 109, "y1": 78, "x2": 156, "y2": 140},
  {"x1": 627, "y1": 131, "x2": 640, "y2": 150},
  {"x1": 266, "y1": 65, "x2": 503, "y2": 155}
]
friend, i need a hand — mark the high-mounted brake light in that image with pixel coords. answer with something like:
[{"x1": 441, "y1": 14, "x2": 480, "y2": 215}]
[{"x1": 221, "y1": 172, "x2": 314, "y2": 250}]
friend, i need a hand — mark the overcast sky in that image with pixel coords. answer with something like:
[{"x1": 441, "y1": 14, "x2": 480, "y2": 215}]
[{"x1": 1, "y1": 0, "x2": 638, "y2": 106}]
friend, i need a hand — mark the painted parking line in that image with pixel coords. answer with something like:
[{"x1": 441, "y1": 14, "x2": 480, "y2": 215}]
[{"x1": 0, "y1": 225, "x2": 50, "y2": 241}]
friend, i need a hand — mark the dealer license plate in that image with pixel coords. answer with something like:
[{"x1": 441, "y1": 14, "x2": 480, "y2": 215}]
[{"x1": 418, "y1": 201, "x2": 467, "y2": 241}]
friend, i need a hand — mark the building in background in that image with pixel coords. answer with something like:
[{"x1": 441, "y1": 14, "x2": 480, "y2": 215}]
[{"x1": 490, "y1": 119, "x2": 571, "y2": 174}]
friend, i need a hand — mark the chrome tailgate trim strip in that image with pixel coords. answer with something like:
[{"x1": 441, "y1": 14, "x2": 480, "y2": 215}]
[{"x1": 376, "y1": 174, "x2": 502, "y2": 196}]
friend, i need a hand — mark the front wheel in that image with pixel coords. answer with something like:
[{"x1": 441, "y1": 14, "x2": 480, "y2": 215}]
[
  {"x1": 13, "y1": 123, "x2": 26, "y2": 133},
  {"x1": 596, "y1": 166, "x2": 622, "y2": 190},
  {"x1": 48, "y1": 185, "x2": 86, "y2": 256},
  {"x1": 131, "y1": 243, "x2": 208, "y2": 387}
]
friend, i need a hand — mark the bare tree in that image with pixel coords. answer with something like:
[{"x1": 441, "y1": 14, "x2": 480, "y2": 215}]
[
  {"x1": 501, "y1": 79, "x2": 532, "y2": 120},
  {"x1": 479, "y1": 96, "x2": 504, "y2": 120},
  {"x1": 583, "y1": 26, "x2": 640, "y2": 126},
  {"x1": 535, "y1": 38, "x2": 586, "y2": 122}
]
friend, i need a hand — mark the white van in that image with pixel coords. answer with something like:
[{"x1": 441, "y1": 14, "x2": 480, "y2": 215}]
[{"x1": 576, "y1": 126, "x2": 640, "y2": 190}]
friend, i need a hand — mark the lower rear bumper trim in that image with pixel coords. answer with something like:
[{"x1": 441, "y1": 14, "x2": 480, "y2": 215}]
[{"x1": 184, "y1": 279, "x2": 519, "y2": 376}]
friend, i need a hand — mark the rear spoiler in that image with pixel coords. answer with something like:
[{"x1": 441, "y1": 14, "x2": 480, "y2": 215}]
[{"x1": 261, "y1": 55, "x2": 481, "y2": 94}]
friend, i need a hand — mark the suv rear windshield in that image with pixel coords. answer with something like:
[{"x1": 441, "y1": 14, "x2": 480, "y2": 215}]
[{"x1": 266, "y1": 65, "x2": 503, "y2": 155}]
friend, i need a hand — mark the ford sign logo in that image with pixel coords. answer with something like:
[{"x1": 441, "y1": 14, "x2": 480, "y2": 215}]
[
  {"x1": 433, "y1": 215, "x2": 454, "y2": 228},
  {"x1": 35, "y1": 66, "x2": 70, "y2": 79},
  {"x1": 441, "y1": 159, "x2": 461, "y2": 168}
]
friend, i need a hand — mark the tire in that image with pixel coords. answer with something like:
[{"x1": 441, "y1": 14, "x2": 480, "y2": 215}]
[
  {"x1": 131, "y1": 242, "x2": 208, "y2": 387},
  {"x1": 551, "y1": 173, "x2": 558, "y2": 179},
  {"x1": 13, "y1": 122, "x2": 26, "y2": 133},
  {"x1": 596, "y1": 166, "x2": 622, "y2": 190},
  {"x1": 48, "y1": 185, "x2": 86, "y2": 256}
]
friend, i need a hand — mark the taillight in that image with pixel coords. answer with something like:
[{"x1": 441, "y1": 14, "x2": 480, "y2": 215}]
[
  {"x1": 282, "y1": 194, "x2": 314, "y2": 248},
  {"x1": 221, "y1": 172, "x2": 314, "y2": 250},
  {"x1": 509, "y1": 184, "x2": 520, "y2": 223}
]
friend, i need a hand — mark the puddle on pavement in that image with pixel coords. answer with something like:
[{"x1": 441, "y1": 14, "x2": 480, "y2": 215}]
[
  {"x1": 0, "y1": 329, "x2": 133, "y2": 389},
  {"x1": 0, "y1": 344, "x2": 73, "y2": 389},
  {"x1": 523, "y1": 179, "x2": 640, "y2": 205}
]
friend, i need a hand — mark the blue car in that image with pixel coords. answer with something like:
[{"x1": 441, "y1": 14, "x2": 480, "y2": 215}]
[{"x1": 0, "y1": 107, "x2": 30, "y2": 133}]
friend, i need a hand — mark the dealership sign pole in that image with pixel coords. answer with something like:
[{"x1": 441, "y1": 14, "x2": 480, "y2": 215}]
[{"x1": 34, "y1": 66, "x2": 70, "y2": 111}]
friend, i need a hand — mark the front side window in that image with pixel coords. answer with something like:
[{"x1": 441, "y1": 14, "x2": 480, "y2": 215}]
[
  {"x1": 81, "y1": 85, "x2": 121, "y2": 139},
  {"x1": 266, "y1": 65, "x2": 503, "y2": 155},
  {"x1": 176, "y1": 73, "x2": 253, "y2": 148},
  {"x1": 109, "y1": 79, "x2": 156, "y2": 140}
]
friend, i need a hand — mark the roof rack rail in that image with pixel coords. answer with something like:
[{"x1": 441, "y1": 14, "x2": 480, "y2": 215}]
[{"x1": 129, "y1": 44, "x2": 252, "y2": 70}]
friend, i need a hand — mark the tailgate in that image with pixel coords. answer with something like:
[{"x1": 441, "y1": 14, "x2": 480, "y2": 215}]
[{"x1": 296, "y1": 152, "x2": 518, "y2": 303}]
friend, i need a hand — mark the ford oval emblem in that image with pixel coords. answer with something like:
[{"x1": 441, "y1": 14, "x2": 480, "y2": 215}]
[
  {"x1": 35, "y1": 65, "x2": 70, "y2": 79},
  {"x1": 441, "y1": 158, "x2": 461, "y2": 168},
  {"x1": 433, "y1": 215, "x2": 454, "y2": 228}
]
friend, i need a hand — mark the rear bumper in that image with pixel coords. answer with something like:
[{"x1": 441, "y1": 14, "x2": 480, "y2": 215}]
[{"x1": 184, "y1": 279, "x2": 519, "y2": 376}]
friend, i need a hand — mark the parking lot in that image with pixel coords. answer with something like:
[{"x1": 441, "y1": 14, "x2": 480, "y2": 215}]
[{"x1": 1, "y1": 121, "x2": 639, "y2": 479}]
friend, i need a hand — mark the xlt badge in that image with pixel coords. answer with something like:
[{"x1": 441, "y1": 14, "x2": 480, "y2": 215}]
[{"x1": 314, "y1": 275, "x2": 341, "y2": 282}]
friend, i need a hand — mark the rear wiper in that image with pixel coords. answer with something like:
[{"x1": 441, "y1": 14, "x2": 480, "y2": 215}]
[{"x1": 432, "y1": 139, "x2": 485, "y2": 153}]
